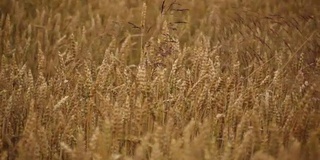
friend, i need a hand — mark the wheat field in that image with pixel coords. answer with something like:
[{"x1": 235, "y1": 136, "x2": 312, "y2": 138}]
[{"x1": 0, "y1": 0, "x2": 320, "y2": 159}]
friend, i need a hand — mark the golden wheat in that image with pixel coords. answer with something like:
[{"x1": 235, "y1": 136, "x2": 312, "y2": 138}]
[{"x1": 0, "y1": 0, "x2": 320, "y2": 160}]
